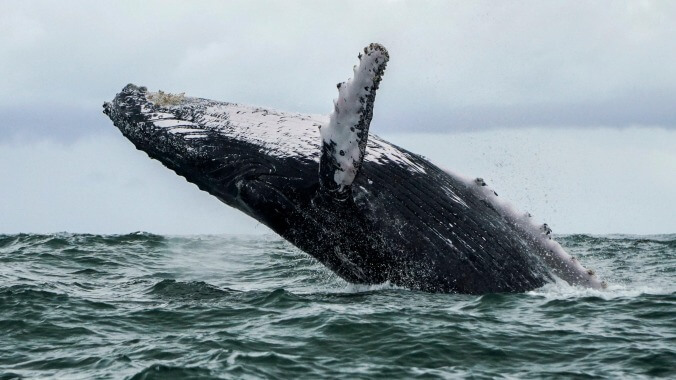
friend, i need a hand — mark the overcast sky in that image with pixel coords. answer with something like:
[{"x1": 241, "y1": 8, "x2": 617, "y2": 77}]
[{"x1": 1, "y1": 1, "x2": 675, "y2": 234}]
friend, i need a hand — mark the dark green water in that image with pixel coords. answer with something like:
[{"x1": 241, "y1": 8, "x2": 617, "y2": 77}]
[{"x1": 0, "y1": 233, "x2": 674, "y2": 379}]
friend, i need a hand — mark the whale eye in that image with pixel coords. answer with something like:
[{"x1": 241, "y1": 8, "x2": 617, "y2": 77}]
[{"x1": 339, "y1": 150, "x2": 345, "y2": 156}]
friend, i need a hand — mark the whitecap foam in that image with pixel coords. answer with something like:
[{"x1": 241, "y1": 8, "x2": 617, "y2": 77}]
[{"x1": 527, "y1": 277, "x2": 673, "y2": 300}]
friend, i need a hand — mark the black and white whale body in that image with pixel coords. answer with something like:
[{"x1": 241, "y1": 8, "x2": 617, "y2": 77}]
[{"x1": 103, "y1": 44, "x2": 604, "y2": 294}]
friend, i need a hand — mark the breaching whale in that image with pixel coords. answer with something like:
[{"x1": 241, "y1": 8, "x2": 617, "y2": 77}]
[{"x1": 103, "y1": 43, "x2": 604, "y2": 294}]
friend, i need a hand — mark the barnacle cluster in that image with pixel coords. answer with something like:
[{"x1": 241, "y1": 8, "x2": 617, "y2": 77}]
[{"x1": 147, "y1": 90, "x2": 185, "y2": 106}]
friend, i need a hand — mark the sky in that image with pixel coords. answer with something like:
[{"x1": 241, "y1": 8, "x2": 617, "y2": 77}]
[{"x1": 1, "y1": 1, "x2": 675, "y2": 234}]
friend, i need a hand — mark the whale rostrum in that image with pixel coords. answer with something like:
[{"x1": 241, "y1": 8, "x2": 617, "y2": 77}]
[{"x1": 103, "y1": 43, "x2": 605, "y2": 294}]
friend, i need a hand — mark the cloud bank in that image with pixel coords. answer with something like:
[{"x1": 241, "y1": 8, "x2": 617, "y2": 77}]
[
  {"x1": 1, "y1": 1, "x2": 675, "y2": 235},
  {"x1": 2, "y1": 0, "x2": 676, "y2": 141}
]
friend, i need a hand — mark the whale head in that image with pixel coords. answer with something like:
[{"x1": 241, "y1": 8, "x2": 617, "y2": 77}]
[{"x1": 103, "y1": 84, "x2": 321, "y2": 231}]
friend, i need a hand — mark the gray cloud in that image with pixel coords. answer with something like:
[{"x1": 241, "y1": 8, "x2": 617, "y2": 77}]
[
  {"x1": 1, "y1": 0, "x2": 675, "y2": 141},
  {"x1": 375, "y1": 89, "x2": 676, "y2": 132},
  {"x1": 0, "y1": 104, "x2": 111, "y2": 142},
  {"x1": 2, "y1": 1, "x2": 675, "y2": 235}
]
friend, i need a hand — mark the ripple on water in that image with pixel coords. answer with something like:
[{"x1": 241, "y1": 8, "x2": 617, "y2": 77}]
[
  {"x1": 0, "y1": 233, "x2": 673, "y2": 379},
  {"x1": 147, "y1": 279, "x2": 234, "y2": 300}
]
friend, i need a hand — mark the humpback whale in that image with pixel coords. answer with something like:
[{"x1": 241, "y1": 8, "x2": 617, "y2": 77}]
[{"x1": 103, "y1": 43, "x2": 604, "y2": 294}]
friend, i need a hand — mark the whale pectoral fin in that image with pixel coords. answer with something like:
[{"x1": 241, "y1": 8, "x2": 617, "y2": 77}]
[{"x1": 318, "y1": 43, "x2": 389, "y2": 201}]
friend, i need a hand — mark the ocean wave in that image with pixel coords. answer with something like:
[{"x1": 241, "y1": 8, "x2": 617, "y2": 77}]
[
  {"x1": 147, "y1": 279, "x2": 233, "y2": 299},
  {"x1": 560, "y1": 233, "x2": 676, "y2": 246},
  {"x1": 0, "y1": 233, "x2": 673, "y2": 379},
  {"x1": 128, "y1": 364, "x2": 214, "y2": 380}
]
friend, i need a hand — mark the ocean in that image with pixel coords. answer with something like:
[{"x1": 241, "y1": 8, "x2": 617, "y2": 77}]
[{"x1": 0, "y1": 233, "x2": 674, "y2": 379}]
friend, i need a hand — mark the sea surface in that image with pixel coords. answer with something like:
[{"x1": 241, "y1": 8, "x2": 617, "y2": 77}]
[{"x1": 0, "y1": 233, "x2": 674, "y2": 379}]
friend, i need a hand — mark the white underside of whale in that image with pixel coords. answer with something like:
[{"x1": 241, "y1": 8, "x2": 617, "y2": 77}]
[{"x1": 144, "y1": 98, "x2": 427, "y2": 174}]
